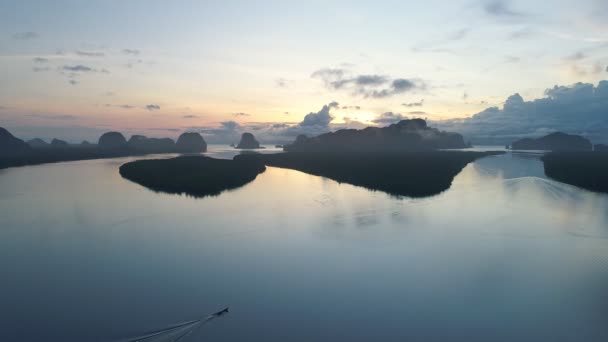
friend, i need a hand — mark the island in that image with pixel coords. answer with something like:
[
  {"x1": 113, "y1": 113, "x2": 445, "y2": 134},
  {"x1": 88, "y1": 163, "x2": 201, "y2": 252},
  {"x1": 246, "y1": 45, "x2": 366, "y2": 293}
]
[
  {"x1": 542, "y1": 151, "x2": 608, "y2": 193},
  {"x1": 119, "y1": 155, "x2": 266, "y2": 197},
  {"x1": 0, "y1": 127, "x2": 31, "y2": 156},
  {"x1": 176, "y1": 132, "x2": 207, "y2": 153},
  {"x1": 236, "y1": 132, "x2": 261, "y2": 149},
  {"x1": 284, "y1": 119, "x2": 468, "y2": 152},
  {"x1": 118, "y1": 119, "x2": 503, "y2": 198},
  {"x1": 511, "y1": 132, "x2": 592, "y2": 151},
  {"x1": 0, "y1": 127, "x2": 208, "y2": 169},
  {"x1": 235, "y1": 151, "x2": 503, "y2": 197}
]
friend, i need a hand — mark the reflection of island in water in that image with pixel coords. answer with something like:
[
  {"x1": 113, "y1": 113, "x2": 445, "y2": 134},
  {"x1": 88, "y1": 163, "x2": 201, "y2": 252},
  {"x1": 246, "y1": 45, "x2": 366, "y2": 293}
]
[
  {"x1": 236, "y1": 151, "x2": 504, "y2": 198},
  {"x1": 119, "y1": 156, "x2": 266, "y2": 197}
]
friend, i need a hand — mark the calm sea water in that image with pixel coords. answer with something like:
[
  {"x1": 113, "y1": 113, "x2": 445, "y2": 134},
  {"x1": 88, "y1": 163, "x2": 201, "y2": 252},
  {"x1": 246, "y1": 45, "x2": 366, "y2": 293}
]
[{"x1": 1, "y1": 146, "x2": 608, "y2": 341}]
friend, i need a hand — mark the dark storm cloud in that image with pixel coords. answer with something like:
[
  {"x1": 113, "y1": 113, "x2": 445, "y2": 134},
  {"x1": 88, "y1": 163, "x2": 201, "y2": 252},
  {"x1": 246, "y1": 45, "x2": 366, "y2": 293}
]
[
  {"x1": 433, "y1": 81, "x2": 608, "y2": 144},
  {"x1": 402, "y1": 99, "x2": 424, "y2": 107},
  {"x1": 13, "y1": 31, "x2": 38, "y2": 40},
  {"x1": 372, "y1": 112, "x2": 408, "y2": 125},
  {"x1": 75, "y1": 50, "x2": 105, "y2": 57},
  {"x1": 145, "y1": 104, "x2": 160, "y2": 111},
  {"x1": 312, "y1": 68, "x2": 424, "y2": 98}
]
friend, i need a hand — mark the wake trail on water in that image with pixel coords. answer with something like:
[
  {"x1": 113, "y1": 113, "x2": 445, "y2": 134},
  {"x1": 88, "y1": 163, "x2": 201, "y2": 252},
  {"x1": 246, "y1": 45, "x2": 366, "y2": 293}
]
[{"x1": 117, "y1": 310, "x2": 228, "y2": 342}]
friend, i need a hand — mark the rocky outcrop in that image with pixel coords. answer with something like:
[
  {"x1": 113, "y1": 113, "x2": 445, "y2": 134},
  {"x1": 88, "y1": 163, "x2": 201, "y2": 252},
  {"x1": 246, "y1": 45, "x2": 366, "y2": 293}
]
[
  {"x1": 128, "y1": 135, "x2": 175, "y2": 153},
  {"x1": 595, "y1": 144, "x2": 608, "y2": 152},
  {"x1": 0, "y1": 127, "x2": 31, "y2": 156},
  {"x1": 236, "y1": 132, "x2": 260, "y2": 149},
  {"x1": 98, "y1": 132, "x2": 127, "y2": 149},
  {"x1": 284, "y1": 119, "x2": 467, "y2": 153},
  {"x1": 50, "y1": 139, "x2": 69, "y2": 147},
  {"x1": 27, "y1": 138, "x2": 49, "y2": 148},
  {"x1": 511, "y1": 132, "x2": 592, "y2": 151},
  {"x1": 176, "y1": 132, "x2": 207, "y2": 153}
]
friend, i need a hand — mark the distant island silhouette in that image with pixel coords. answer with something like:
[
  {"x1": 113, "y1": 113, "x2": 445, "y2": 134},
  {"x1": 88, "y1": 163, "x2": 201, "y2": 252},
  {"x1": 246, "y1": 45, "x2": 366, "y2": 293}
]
[
  {"x1": 0, "y1": 127, "x2": 208, "y2": 169},
  {"x1": 284, "y1": 119, "x2": 468, "y2": 152},
  {"x1": 236, "y1": 151, "x2": 503, "y2": 197},
  {"x1": 236, "y1": 132, "x2": 262, "y2": 149},
  {"x1": 119, "y1": 155, "x2": 266, "y2": 197},
  {"x1": 511, "y1": 132, "x2": 592, "y2": 151},
  {"x1": 542, "y1": 151, "x2": 608, "y2": 193}
]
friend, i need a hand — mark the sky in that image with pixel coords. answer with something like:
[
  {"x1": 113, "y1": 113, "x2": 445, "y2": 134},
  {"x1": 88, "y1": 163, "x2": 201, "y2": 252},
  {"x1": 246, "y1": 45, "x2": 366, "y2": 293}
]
[{"x1": 1, "y1": 0, "x2": 608, "y2": 144}]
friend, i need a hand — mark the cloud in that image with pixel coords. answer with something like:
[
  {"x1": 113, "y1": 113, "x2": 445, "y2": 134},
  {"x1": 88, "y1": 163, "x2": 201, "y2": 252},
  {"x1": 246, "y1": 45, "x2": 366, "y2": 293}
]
[
  {"x1": 341, "y1": 105, "x2": 361, "y2": 110},
  {"x1": 122, "y1": 49, "x2": 140, "y2": 55},
  {"x1": 409, "y1": 111, "x2": 428, "y2": 115},
  {"x1": 69, "y1": 80, "x2": 78, "y2": 85},
  {"x1": 32, "y1": 67, "x2": 50, "y2": 72},
  {"x1": 63, "y1": 65, "x2": 94, "y2": 72},
  {"x1": 33, "y1": 57, "x2": 49, "y2": 63},
  {"x1": 299, "y1": 102, "x2": 337, "y2": 128},
  {"x1": 182, "y1": 115, "x2": 199, "y2": 119},
  {"x1": 275, "y1": 78, "x2": 292, "y2": 88},
  {"x1": 75, "y1": 50, "x2": 105, "y2": 57},
  {"x1": 145, "y1": 104, "x2": 160, "y2": 111},
  {"x1": 606, "y1": 66, "x2": 608, "y2": 72},
  {"x1": 13, "y1": 32, "x2": 38, "y2": 40},
  {"x1": 119, "y1": 105, "x2": 135, "y2": 109},
  {"x1": 402, "y1": 99, "x2": 424, "y2": 107},
  {"x1": 564, "y1": 51, "x2": 586, "y2": 61},
  {"x1": 26, "y1": 113, "x2": 78, "y2": 120},
  {"x1": 312, "y1": 68, "x2": 424, "y2": 98},
  {"x1": 433, "y1": 80, "x2": 608, "y2": 144},
  {"x1": 233, "y1": 112, "x2": 250, "y2": 117},
  {"x1": 482, "y1": 0, "x2": 524, "y2": 18},
  {"x1": 447, "y1": 28, "x2": 470, "y2": 41},
  {"x1": 372, "y1": 112, "x2": 408, "y2": 125}
]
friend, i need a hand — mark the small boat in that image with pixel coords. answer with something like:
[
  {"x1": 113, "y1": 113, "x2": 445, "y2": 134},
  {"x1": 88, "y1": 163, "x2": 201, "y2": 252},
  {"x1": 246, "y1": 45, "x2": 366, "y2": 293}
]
[{"x1": 212, "y1": 307, "x2": 229, "y2": 317}]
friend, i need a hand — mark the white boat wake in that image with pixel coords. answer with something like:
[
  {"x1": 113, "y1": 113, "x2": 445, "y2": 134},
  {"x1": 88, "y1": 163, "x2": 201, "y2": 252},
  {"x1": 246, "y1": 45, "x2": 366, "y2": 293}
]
[{"x1": 118, "y1": 308, "x2": 229, "y2": 342}]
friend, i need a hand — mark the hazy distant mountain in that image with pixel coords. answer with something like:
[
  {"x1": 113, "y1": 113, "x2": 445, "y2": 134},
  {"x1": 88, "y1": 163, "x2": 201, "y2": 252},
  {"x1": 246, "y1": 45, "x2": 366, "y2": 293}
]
[
  {"x1": 27, "y1": 138, "x2": 49, "y2": 148},
  {"x1": 128, "y1": 135, "x2": 175, "y2": 153},
  {"x1": 98, "y1": 132, "x2": 127, "y2": 149},
  {"x1": 511, "y1": 132, "x2": 592, "y2": 151}
]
